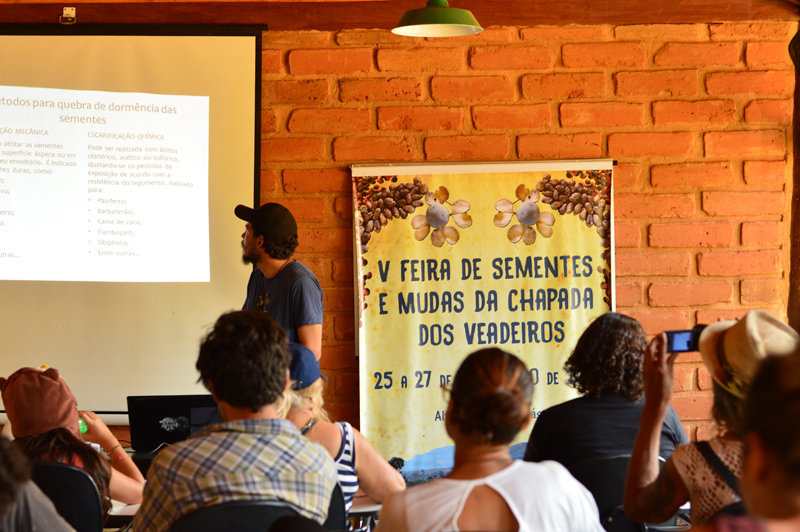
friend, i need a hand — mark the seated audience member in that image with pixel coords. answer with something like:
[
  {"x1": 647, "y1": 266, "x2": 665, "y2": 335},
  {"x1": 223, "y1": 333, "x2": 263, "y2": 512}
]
[
  {"x1": 375, "y1": 348, "x2": 604, "y2": 532},
  {"x1": 0, "y1": 435, "x2": 76, "y2": 532},
  {"x1": 692, "y1": 351, "x2": 800, "y2": 532},
  {"x1": 524, "y1": 312, "x2": 687, "y2": 466},
  {"x1": 132, "y1": 310, "x2": 337, "y2": 532},
  {"x1": 625, "y1": 310, "x2": 800, "y2": 526},
  {"x1": 284, "y1": 343, "x2": 405, "y2": 515},
  {"x1": 0, "y1": 367, "x2": 145, "y2": 516}
]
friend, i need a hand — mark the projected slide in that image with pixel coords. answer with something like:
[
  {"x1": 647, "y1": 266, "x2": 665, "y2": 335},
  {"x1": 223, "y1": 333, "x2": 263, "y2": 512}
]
[{"x1": 0, "y1": 85, "x2": 209, "y2": 282}]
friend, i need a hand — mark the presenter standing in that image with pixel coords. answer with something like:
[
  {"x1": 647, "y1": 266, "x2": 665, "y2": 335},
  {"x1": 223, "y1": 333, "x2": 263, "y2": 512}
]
[{"x1": 236, "y1": 202, "x2": 323, "y2": 360}]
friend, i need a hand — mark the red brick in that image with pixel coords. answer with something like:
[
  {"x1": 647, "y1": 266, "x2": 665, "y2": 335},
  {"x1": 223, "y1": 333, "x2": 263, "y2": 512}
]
[
  {"x1": 279, "y1": 198, "x2": 326, "y2": 223},
  {"x1": 615, "y1": 281, "x2": 643, "y2": 307},
  {"x1": 704, "y1": 131, "x2": 785, "y2": 159},
  {"x1": 615, "y1": 251, "x2": 691, "y2": 276},
  {"x1": 334, "y1": 196, "x2": 353, "y2": 221},
  {"x1": 283, "y1": 168, "x2": 351, "y2": 194},
  {"x1": 624, "y1": 309, "x2": 693, "y2": 334},
  {"x1": 614, "y1": 223, "x2": 641, "y2": 248},
  {"x1": 263, "y1": 49, "x2": 282, "y2": 74},
  {"x1": 333, "y1": 137, "x2": 417, "y2": 162},
  {"x1": 651, "y1": 163, "x2": 734, "y2": 188},
  {"x1": 706, "y1": 71, "x2": 793, "y2": 96},
  {"x1": 696, "y1": 308, "x2": 750, "y2": 324},
  {"x1": 742, "y1": 221, "x2": 781, "y2": 246},
  {"x1": 702, "y1": 191, "x2": 784, "y2": 216},
  {"x1": 333, "y1": 371, "x2": 359, "y2": 397},
  {"x1": 649, "y1": 281, "x2": 733, "y2": 307},
  {"x1": 709, "y1": 23, "x2": 795, "y2": 41},
  {"x1": 559, "y1": 102, "x2": 644, "y2": 127},
  {"x1": 472, "y1": 105, "x2": 551, "y2": 130},
  {"x1": 325, "y1": 400, "x2": 359, "y2": 427},
  {"x1": 260, "y1": 169, "x2": 278, "y2": 194},
  {"x1": 378, "y1": 106, "x2": 463, "y2": 131},
  {"x1": 336, "y1": 29, "x2": 411, "y2": 46},
  {"x1": 615, "y1": 71, "x2": 697, "y2": 97},
  {"x1": 298, "y1": 227, "x2": 352, "y2": 254},
  {"x1": 521, "y1": 73, "x2": 606, "y2": 100},
  {"x1": 744, "y1": 161, "x2": 787, "y2": 185},
  {"x1": 262, "y1": 108, "x2": 278, "y2": 134},
  {"x1": 287, "y1": 109, "x2": 370, "y2": 134},
  {"x1": 697, "y1": 249, "x2": 781, "y2": 276},
  {"x1": 741, "y1": 279, "x2": 782, "y2": 304},
  {"x1": 615, "y1": 24, "x2": 705, "y2": 41},
  {"x1": 339, "y1": 78, "x2": 422, "y2": 102},
  {"x1": 262, "y1": 138, "x2": 326, "y2": 162},
  {"x1": 449, "y1": 28, "x2": 516, "y2": 43},
  {"x1": 333, "y1": 257, "x2": 355, "y2": 283},
  {"x1": 263, "y1": 80, "x2": 330, "y2": 104},
  {"x1": 378, "y1": 48, "x2": 465, "y2": 72},
  {"x1": 320, "y1": 345, "x2": 358, "y2": 370},
  {"x1": 264, "y1": 31, "x2": 333, "y2": 45},
  {"x1": 652, "y1": 100, "x2": 735, "y2": 125},
  {"x1": 673, "y1": 366, "x2": 696, "y2": 392},
  {"x1": 521, "y1": 26, "x2": 607, "y2": 41},
  {"x1": 746, "y1": 42, "x2": 793, "y2": 67},
  {"x1": 649, "y1": 222, "x2": 734, "y2": 248},
  {"x1": 288, "y1": 49, "x2": 372, "y2": 75},
  {"x1": 696, "y1": 423, "x2": 717, "y2": 441},
  {"x1": 517, "y1": 133, "x2": 602, "y2": 159},
  {"x1": 562, "y1": 42, "x2": 645, "y2": 68},
  {"x1": 334, "y1": 315, "x2": 355, "y2": 341},
  {"x1": 299, "y1": 258, "x2": 328, "y2": 284},
  {"x1": 654, "y1": 43, "x2": 740, "y2": 67},
  {"x1": 697, "y1": 366, "x2": 714, "y2": 391},
  {"x1": 615, "y1": 194, "x2": 695, "y2": 219},
  {"x1": 608, "y1": 132, "x2": 694, "y2": 158},
  {"x1": 431, "y1": 76, "x2": 515, "y2": 101},
  {"x1": 425, "y1": 135, "x2": 511, "y2": 161},
  {"x1": 469, "y1": 46, "x2": 553, "y2": 70},
  {"x1": 744, "y1": 100, "x2": 793, "y2": 124},
  {"x1": 672, "y1": 395, "x2": 714, "y2": 421},
  {"x1": 324, "y1": 287, "x2": 355, "y2": 312},
  {"x1": 613, "y1": 163, "x2": 640, "y2": 189}
]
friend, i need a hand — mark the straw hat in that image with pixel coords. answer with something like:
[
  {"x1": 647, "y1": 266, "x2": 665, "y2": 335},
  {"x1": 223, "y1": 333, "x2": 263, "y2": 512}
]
[{"x1": 698, "y1": 310, "x2": 800, "y2": 399}]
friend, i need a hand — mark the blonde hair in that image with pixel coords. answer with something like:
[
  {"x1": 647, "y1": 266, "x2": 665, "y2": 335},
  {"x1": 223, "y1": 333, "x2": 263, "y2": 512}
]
[{"x1": 280, "y1": 378, "x2": 330, "y2": 423}]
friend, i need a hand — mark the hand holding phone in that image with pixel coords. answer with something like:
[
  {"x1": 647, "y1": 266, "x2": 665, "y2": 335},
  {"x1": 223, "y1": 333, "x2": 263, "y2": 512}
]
[{"x1": 664, "y1": 325, "x2": 706, "y2": 353}]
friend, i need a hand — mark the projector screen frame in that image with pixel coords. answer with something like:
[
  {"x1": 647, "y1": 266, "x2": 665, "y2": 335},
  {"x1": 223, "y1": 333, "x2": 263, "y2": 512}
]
[{"x1": 0, "y1": 24, "x2": 265, "y2": 420}]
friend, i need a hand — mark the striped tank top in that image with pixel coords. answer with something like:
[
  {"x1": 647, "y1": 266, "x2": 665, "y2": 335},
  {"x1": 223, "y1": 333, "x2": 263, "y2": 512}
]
[{"x1": 335, "y1": 421, "x2": 359, "y2": 514}]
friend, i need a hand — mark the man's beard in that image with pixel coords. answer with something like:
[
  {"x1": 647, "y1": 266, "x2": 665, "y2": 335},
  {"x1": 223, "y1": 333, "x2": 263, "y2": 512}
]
[{"x1": 242, "y1": 243, "x2": 258, "y2": 265}]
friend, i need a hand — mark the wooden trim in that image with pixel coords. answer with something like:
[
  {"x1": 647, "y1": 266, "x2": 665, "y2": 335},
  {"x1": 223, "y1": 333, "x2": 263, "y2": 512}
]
[
  {"x1": 790, "y1": 67, "x2": 800, "y2": 330},
  {"x1": 0, "y1": 0, "x2": 797, "y2": 29}
]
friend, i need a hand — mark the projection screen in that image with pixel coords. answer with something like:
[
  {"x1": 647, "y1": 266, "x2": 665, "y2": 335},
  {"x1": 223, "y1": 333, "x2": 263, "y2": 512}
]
[{"x1": 0, "y1": 26, "x2": 262, "y2": 418}]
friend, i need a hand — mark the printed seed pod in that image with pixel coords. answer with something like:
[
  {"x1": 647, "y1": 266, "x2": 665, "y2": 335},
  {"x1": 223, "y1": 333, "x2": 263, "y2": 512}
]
[
  {"x1": 596, "y1": 226, "x2": 606, "y2": 239},
  {"x1": 392, "y1": 207, "x2": 400, "y2": 218},
  {"x1": 403, "y1": 205, "x2": 415, "y2": 213},
  {"x1": 558, "y1": 204, "x2": 567, "y2": 215},
  {"x1": 398, "y1": 209, "x2": 408, "y2": 219},
  {"x1": 380, "y1": 213, "x2": 387, "y2": 226},
  {"x1": 600, "y1": 238, "x2": 609, "y2": 248},
  {"x1": 551, "y1": 201, "x2": 563, "y2": 209}
]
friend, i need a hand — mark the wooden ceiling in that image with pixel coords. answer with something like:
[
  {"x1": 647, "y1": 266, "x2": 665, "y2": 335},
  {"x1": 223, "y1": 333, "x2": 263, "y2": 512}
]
[{"x1": 0, "y1": 0, "x2": 797, "y2": 30}]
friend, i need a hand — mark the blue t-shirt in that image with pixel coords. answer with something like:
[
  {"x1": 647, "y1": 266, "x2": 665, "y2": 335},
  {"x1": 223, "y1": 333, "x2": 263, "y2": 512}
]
[{"x1": 242, "y1": 261, "x2": 323, "y2": 344}]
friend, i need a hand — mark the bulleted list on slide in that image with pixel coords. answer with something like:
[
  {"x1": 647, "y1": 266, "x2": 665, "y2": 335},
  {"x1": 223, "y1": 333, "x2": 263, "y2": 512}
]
[{"x1": 0, "y1": 86, "x2": 210, "y2": 282}]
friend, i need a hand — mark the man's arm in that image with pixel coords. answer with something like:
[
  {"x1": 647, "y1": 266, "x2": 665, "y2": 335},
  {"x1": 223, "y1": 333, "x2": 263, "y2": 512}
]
[{"x1": 297, "y1": 323, "x2": 322, "y2": 361}]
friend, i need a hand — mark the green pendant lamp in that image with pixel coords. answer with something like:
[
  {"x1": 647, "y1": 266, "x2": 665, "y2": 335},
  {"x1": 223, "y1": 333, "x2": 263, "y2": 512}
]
[{"x1": 392, "y1": 0, "x2": 483, "y2": 38}]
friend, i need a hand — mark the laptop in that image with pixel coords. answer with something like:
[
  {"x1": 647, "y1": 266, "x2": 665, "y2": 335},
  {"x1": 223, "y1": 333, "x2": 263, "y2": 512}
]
[{"x1": 127, "y1": 395, "x2": 221, "y2": 453}]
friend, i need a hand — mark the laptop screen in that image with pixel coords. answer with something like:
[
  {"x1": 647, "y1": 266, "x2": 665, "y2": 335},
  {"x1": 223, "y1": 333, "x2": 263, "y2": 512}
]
[{"x1": 127, "y1": 395, "x2": 221, "y2": 453}]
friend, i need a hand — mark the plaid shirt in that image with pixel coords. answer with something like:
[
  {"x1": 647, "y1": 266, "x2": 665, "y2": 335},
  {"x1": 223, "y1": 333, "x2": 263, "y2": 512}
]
[{"x1": 132, "y1": 418, "x2": 337, "y2": 532}]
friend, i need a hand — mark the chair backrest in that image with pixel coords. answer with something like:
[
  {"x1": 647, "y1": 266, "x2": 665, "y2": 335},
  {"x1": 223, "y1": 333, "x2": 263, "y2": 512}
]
[
  {"x1": 168, "y1": 500, "x2": 300, "y2": 532},
  {"x1": 30, "y1": 461, "x2": 104, "y2": 532},
  {"x1": 322, "y1": 483, "x2": 347, "y2": 531},
  {"x1": 568, "y1": 454, "x2": 645, "y2": 532}
]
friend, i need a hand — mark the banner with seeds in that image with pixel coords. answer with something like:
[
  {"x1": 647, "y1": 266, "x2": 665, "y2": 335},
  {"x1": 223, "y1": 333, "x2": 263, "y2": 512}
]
[{"x1": 352, "y1": 160, "x2": 614, "y2": 485}]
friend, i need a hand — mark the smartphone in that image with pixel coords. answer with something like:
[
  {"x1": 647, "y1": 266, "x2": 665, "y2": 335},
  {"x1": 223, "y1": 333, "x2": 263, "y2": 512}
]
[{"x1": 665, "y1": 325, "x2": 706, "y2": 353}]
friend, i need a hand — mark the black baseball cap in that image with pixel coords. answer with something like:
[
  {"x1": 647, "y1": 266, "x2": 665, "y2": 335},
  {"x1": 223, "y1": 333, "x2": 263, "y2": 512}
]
[{"x1": 234, "y1": 202, "x2": 297, "y2": 245}]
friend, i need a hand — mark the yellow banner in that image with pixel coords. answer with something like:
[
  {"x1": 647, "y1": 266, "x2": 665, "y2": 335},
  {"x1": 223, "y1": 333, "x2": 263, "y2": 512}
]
[{"x1": 353, "y1": 161, "x2": 614, "y2": 484}]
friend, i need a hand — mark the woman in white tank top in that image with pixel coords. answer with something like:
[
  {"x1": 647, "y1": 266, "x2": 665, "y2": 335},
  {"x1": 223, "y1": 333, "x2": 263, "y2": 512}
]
[{"x1": 375, "y1": 348, "x2": 604, "y2": 532}]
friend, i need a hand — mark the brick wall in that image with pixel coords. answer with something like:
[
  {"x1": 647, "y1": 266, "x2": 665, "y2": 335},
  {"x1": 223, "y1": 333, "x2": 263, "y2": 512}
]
[{"x1": 260, "y1": 22, "x2": 796, "y2": 440}]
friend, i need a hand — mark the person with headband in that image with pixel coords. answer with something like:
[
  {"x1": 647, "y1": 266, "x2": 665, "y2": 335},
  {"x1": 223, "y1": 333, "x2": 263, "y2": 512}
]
[
  {"x1": 0, "y1": 367, "x2": 145, "y2": 517},
  {"x1": 235, "y1": 202, "x2": 323, "y2": 361},
  {"x1": 625, "y1": 310, "x2": 800, "y2": 526},
  {"x1": 375, "y1": 348, "x2": 603, "y2": 532}
]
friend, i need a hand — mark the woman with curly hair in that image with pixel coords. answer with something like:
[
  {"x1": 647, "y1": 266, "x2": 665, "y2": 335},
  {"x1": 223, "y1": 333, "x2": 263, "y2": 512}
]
[{"x1": 524, "y1": 312, "x2": 687, "y2": 467}]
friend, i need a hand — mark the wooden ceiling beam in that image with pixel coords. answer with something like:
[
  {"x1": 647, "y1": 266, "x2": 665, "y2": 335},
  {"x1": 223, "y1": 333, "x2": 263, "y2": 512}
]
[{"x1": 0, "y1": 0, "x2": 797, "y2": 29}]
